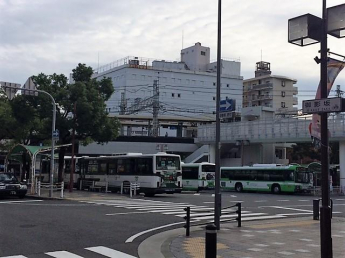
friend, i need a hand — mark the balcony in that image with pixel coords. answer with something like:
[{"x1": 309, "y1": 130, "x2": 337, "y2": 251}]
[
  {"x1": 252, "y1": 82, "x2": 273, "y2": 90},
  {"x1": 252, "y1": 95, "x2": 273, "y2": 101},
  {"x1": 293, "y1": 96, "x2": 298, "y2": 105},
  {"x1": 292, "y1": 86, "x2": 298, "y2": 95}
]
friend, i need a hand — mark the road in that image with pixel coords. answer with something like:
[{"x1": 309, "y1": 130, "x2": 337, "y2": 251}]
[{"x1": 0, "y1": 191, "x2": 344, "y2": 257}]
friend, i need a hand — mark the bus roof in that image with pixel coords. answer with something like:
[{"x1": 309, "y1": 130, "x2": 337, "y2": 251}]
[
  {"x1": 182, "y1": 162, "x2": 215, "y2": 167},
  {"x1": 81, "y1": 153, "x2": 181, "y2": 159},
  {"x1": 221, "y1": 165, "x2": 298, "y2": 170}
]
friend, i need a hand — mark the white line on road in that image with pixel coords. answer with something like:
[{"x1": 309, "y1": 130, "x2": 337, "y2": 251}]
[
  {"x1": 0, "y1": 256, "x2": 27, "y2": 258},
  {"x1": 267, "y1": 206, "x2": 313, "y2": 213},
  {"x1": 46, "y1": 251, "x2": 84, "y2": 258},
  {"x1": 298, "y1": 200, "x2": 310, "y2": 202},
  {"x1": 230, "y1": 195, "x2": 237, "y2": 198},
  {"x1": 86, "y1": 246, "x2": 136, "y2": 258},
  {"x1": 254, "y1": 200, "x2": 267, "y2": 203},
  {"x1": 277, "y1": 200, "x2": 290, "y2": 202},
  {"x1": 0, "y1": 200, "x2": 43, "y2": 204},
  {"x1": 106, "y1": 211, "x2": 153, "y2": 216},
  {"x1": 125, "y1": 222, "x2": 185, "y2": 243},
  {"x1": 203, "y1": 202, "x2": 213, "y2": 204}
]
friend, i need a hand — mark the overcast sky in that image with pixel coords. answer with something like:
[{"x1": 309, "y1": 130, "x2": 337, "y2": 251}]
[{"x1": 1, "y1": 0, "x2": 345, "y2": 105}]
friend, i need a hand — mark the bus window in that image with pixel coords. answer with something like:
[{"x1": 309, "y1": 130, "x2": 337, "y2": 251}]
[
  {"x1": 182, "y1": 167, "x2": 199, "y2": 179},
  {"x1": 157, "y1": 156, "x2": 180, "y2": 170},
  {"x1": 99, "y1": 161, "x2": 107, "y2": 175},
  {"x1": 136, "y1": 158, "x2": 153, "y2": 175},
  {"x1": 87, "y1": 160, "x2": 99, "y2": 175},
  {"x1": 117, "y1": 159, "x2": 125, "y2": 174},
  {"x1": 108, "y1": 161, "x2": 117, "y2": 175},
  {"x1": 202, "y1": 165, "x2": 215, "y2": 172}
]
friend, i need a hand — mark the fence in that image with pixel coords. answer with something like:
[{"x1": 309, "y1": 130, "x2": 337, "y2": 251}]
[
  {"x1": 183, "y1": 203, "x2": 241, "y2": 236},
  {"x1": 121, "y1": 182, "x2": 140, "y2": 197},
  {"x1": 37, "y1": 181, "x2": 64, "y2": 198}
]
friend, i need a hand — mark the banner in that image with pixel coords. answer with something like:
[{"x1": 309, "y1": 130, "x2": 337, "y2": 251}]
[{"x1": 309, "y1": 58, "x2": 345, "y2": 147}]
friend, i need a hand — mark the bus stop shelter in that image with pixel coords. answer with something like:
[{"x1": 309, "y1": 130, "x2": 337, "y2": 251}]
[{"x1": 5, "y1": 144, "x2": 70, "y2": 194}]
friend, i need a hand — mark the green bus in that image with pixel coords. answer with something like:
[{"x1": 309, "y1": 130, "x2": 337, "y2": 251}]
[{"x1": 220, "y1": 165, "x2": 313, "y2": 194}]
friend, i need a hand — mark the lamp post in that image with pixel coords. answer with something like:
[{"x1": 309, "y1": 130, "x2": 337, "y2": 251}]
[
  {"x1": 289, "y1": 1, "x2": 345, "y2": 257},
  {"x1": 214, "y1": 0, "x2": 222, "y2": 231}
]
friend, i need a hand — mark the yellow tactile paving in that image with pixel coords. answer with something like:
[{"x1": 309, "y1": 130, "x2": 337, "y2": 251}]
[
  {"x1": 183, "y1": 237, "x2": 227, "y2": 258},
  {"x1": 248, "y1": 220, "x2": 319, "y2": 229}
]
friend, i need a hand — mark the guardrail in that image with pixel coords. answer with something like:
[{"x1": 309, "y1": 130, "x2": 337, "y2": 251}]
[
  {"x1": 183, "y1": 202, "x2": 241, "y2": 237},
  {"x1": 121, "y1": 182, "x2": 140, "y2": 197},
  {"x1": 37, "y1": 181, "x2": 64, "y2": 198}
]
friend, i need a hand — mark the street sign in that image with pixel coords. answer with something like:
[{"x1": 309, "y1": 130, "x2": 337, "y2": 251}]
[
  {"x1": 22, "y1": 77, "x2": 38, "y2": 96},
  {"x1": 302, "y1": 97, "x2": 344, "y2": 114},
  {"x1": 219, "y1": 99, "x2": 235, "y2": 112},
  {"x1": 0, "y1": 81, "x2": 21, "y2": 100},
  {"x1": 52, "y1": 130, "x2": 59, "y2": 140}
]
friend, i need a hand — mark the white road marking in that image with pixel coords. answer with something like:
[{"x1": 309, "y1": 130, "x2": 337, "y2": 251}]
[
  {"x1": 255, "y1": 244, "x2": 269, "y2": 247},
  {"x1": 0, "y1": 256, "x2": 27, "y2": 258},
  {"x1": 106, "y1": 211, "x2": 153, "y2": 216},
  {"x1": 230, "y1": 195, "x2": 237, "y2": 198},
  {"x1": 194, "y1": 193, "x2": 200, "y2": 196},
  {"x1": 295, "y1": 249, "x2": 310, "y2": 253},
  {"x1": 229, "y1": 200, "x2": 243, "y2": 203},
  {"x1": 241, "y1": 215, "x2": 286, "y2": 221},
  {"x1": 247, "y1": 248, "x2": 262, "y2": 251},
  {"x1": 86, "y1": 246, "x2": 136, "y2": 258},
  {"x1": 0, "y1": 200, "x2": 43, "y2": 204},
  {"x1": 254, "y1": 200, "x2": 267, "y2": 203},
  {"x1": 192, "y1": 213, "x2": 266, "y2": 221},
  {"x1": 300, "y1": 238, "x2": 313, "y2": 242},
  {"x1": 298, "y1": 200, "x2": 309, "y2": 202},
  {"x1": 272, "y1": 242, "x2": 285, "y2": 245},
  {"x1": 46, "y1": 251, "x2": 84, "y2": 258},
  {"x1": 125, "y1": 222, "x2": 185, "y2": 243},
  {"x1": 267, "y1": 206, "x2": 313, "y2": 213},
  {"x1": 203, "y1": 202, "x2": 213, "y2": 204},
  {"x1": 277, "y1": 200, "x2": 290, "y2": 202},
  {"x1": 307, "y1": 244, "x2": 320, "y2": 247},
  {"x1": 336, "y1": 199, "x2": 345, "y2": 201},
  {"x1": 278, "y1": 251, "x2": 295, "y2": 255}
]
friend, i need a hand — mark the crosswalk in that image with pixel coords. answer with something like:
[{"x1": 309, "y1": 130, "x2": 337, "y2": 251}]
[
  {"x1": 1, "y1": 246, "x2": 136, "y2": 258},
  {"x1": 80, "y1": 198, "x2": 301, "y2": 223}
]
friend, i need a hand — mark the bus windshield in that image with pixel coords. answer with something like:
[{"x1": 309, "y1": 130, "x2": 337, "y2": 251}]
[
  {"x1": 202, "y1": 165, "x2": 215, "y2": 172},
  {"x1": 295, "y1": 172, "x2": 311, "y2": 184},
  {"x1": 156, "y1": 156, "x2": 180, "y2": 170}
]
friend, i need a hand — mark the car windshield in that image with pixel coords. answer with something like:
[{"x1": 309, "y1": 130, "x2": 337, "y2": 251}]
[
  {"x1": 0, "y1": 173, "x2": 18, "y2": 183},
  {"x1": 156, "y1": 156, "x2": 180, "y2": 170}
]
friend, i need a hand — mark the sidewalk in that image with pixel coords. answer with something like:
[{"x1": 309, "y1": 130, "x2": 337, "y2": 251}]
[{"x1": 139, "y1": 217, "x2": 345, "y2": 258}]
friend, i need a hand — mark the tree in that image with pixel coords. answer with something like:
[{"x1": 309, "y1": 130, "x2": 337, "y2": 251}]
[{"x1": 21, "y1": 63, "x2": 120, "y2": 181}]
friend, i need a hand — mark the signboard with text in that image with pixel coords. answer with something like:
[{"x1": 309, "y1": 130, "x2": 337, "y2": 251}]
[{"x1": 302, "y1": 97, "x2": 344, "y2": 114}]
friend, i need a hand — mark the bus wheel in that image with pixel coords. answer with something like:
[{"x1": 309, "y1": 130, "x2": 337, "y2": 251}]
[
  {"x1": 272, "y1": 184, "x2": 281, "y2": 194},
  {"x1": 235, "y1": 183, "x2": 243, "y2": 192}
]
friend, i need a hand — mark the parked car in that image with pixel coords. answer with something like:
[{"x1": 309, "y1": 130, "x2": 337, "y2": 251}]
[{"x1": 0, "y1": 173, "x2": 27, "y2": 198}]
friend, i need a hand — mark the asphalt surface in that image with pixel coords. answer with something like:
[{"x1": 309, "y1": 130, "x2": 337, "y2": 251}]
[{"x1": 0, "y1": 191, "x2": 344, "y2": 257}]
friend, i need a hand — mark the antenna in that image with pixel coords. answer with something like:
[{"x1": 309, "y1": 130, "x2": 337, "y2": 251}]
[
  {"x1": 182, "y1": 30, "x2": 184, "y2": 50},
  {"x1": 261, "y1": 49, "x2": 262, "y2": 62},
  {"x1": 98, "y1": 52, "x2": 100, "y2": 71}
]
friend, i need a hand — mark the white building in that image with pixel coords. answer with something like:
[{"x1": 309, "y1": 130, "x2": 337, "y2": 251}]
[
  {"x1": 92, "y1": 42, "x2": 243, "y2": 136},
  {"x1": 242, "y1": 61, "x2": 298, "y2": 117}
]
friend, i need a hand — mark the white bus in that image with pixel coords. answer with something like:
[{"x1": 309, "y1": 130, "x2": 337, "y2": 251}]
[
  {"x1": 181, "y1": 162, "x2": 215, "y2": 191},
  {"x1": 79, "y1": 153, "x2": 182, "y2": 197}
]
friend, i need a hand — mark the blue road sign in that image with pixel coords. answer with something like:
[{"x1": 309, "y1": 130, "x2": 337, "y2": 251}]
[{"x1": 220, "y1": 99, "x2": 235, "y2": 112}]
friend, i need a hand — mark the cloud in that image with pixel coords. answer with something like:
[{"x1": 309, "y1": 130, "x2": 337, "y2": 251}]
[{"x1": 1, "y1": 0, "x2": 345, "y2": 100}]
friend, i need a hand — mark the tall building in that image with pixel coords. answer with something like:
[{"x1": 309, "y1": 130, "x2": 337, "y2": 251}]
[
  {"x1": 92, "y1": 42, "x2": 243, "y2": 136},
  {"x1": 242, "y1": 61, "x2": 298, "y2": 116}
]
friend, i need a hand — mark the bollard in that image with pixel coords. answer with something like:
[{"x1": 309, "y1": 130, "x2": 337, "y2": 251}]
[
  {"x1": 205, "y1": 224, "x2": 217, "y2": 258},
  {"x1": 38, "y1": 181, "x2": 41, "y2": 197},
  {"x1": 313, "y1": 199, "x2": 320, "y2": 220},
  {"x1": 60, "y1": 182, "x2": 64, "y2": 198},
  {"x1": 236, "y1": 202, "x2": 242, "y2": 227},
  {"x1": 183, "y1": 207, "x2": 190, "y2": 237},
  {"x1": 130, "y1": 184, "x2": 133, "y2": 198}
]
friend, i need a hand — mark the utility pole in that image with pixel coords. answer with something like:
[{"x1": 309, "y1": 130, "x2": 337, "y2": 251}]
[
  {"x1": 152, "y1": 80, "x2": 159, "y2": 137},
  {"x1": 69, "y1": 102, "x2": 76, "y2": 192},
  {"x1": 320, "y1": 1, "x2": 332, "y2": 257},
  {"x1": 214, "y1": 0, "x2": 222, "y2": 230}
]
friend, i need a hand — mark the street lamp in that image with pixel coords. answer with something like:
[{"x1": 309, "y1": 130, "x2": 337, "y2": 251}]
[{"x1": 288, "y1": 2, "x2": 345, "y2": 258}]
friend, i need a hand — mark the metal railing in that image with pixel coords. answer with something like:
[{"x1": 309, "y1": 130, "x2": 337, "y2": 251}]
[
  {"x1": 183, "y1": 202, "x2": 241, "y2": 236},
  {"x1": 121, "y1": 182, "x2": 140, "y2": 197},
  {"x1": 37, "y1": 181, "x2": 64, "y2": 198}
]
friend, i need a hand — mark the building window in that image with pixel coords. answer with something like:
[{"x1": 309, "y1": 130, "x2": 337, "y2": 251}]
[
  {"x1": 213, "y1": 97, "x2": 216, "y2": 101},
  {"x1": 201, "y1": 51, "x2": 206, "y2": 56},
  {"x1": 178, "y1": 79, "x2": 181, "y2": 84},
  {"x1": 281, "y1": 102, "x2": 286, "y2": 108},
  {"x1": 282, "y1": 80, "x2": 285, "y2": 87},
  {"x1": 141, "y1": 75, "x2": 145, "y2": 80},
  {"x1": 172, "y1": 93, "x2": 175, "y2": 97},
  {"x1": 227, "y1": 84, "x2": 229, "y2": 87},
  {"x1": 186, "y1": 79, "x2": 190, "y2": 84},
  {"x1": 281, "y1": 91, "x2": 285, "y2": 97},
  {"x1": 178, "y1": 93, "x2": 181, "y2": 98},
  {"x1": 171, "y1": 78, "x2": 175, "y2": 83},
  {"x1": 213, "y1": 82, "x2": 216, "y2": 86}
]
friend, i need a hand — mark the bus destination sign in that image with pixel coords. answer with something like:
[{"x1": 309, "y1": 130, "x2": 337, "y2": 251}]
[{"x1": 302, "y1": 97, "x2": 344, "y2": 114}]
